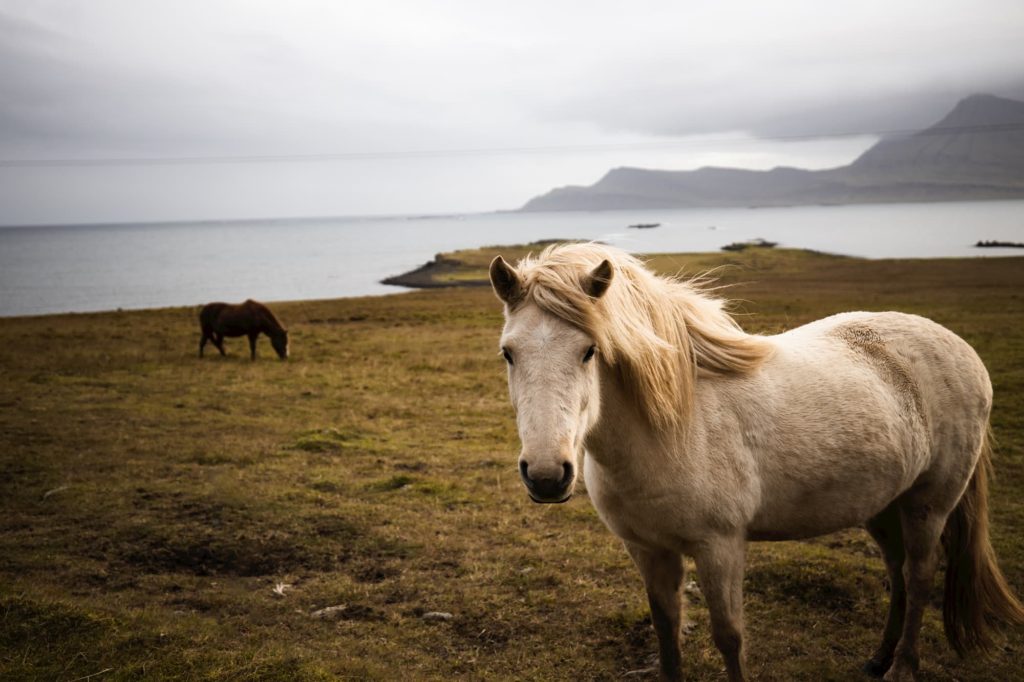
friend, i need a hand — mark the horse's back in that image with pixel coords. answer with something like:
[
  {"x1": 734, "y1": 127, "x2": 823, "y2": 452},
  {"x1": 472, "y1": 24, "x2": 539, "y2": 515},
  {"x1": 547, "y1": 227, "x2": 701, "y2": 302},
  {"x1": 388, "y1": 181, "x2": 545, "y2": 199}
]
[
  {"x1": 199, "y1": 301, "x2": 251, "y2": 336},
  {"x1": 778, "y1": 311, "x2": 991, "y2": 453},
  {"x1": 199, "y1": 302, "x2": 229, "y2": 330},
  {"x1": 791, "y1": 311, "x2": 990, "y2": 423},
  {"x1": 736, "y1": 311, "x2": 990, "y2": 538}
]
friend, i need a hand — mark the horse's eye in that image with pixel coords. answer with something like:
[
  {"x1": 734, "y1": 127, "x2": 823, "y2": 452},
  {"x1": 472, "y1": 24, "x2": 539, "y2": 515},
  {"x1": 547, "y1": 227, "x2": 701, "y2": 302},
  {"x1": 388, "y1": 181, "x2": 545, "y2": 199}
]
[
  {"x1": 583, "y1": 345, "x2": 596, "y2": 363},
  {"x1": 502, "y1": 347, "x2": 514, "y2": 365}
]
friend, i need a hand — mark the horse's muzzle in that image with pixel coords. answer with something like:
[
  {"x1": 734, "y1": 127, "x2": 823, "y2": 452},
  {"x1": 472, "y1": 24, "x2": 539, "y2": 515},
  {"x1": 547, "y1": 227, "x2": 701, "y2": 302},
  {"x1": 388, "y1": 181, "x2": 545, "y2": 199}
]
[{"x1": 520, "y1": 460, "x2": 574, "y2": 503}]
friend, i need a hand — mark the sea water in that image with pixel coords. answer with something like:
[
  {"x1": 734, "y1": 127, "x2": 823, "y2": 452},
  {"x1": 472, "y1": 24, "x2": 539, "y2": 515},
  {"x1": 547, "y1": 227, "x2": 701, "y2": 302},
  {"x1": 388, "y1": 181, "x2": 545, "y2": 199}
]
[{"x1": 1, "y1": 200, "x2": 1022, "y2": 317}]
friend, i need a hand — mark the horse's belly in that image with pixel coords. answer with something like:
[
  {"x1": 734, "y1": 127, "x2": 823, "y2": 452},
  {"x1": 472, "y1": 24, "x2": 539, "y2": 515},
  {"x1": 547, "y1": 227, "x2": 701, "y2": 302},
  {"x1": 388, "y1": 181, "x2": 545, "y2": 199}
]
[
  {"x1": 215, "y1": 322, "x2": 252, "y2": 337},
  {"x1": 747, "y1": 459, "x2": 912, "y2": 540},
  {"x1": 747, "y1": 496, "x2": 887, "y2": 540}
]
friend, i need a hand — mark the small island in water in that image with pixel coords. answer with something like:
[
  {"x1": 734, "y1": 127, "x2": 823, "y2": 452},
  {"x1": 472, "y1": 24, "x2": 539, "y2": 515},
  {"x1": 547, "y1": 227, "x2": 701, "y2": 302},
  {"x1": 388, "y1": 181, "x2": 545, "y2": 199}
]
[
  {"x1": 975, "y1": 240, "x2": 1024, "y2": 248},
  {"x1": 721, "y1": 238, "x2": 778, "y2": 252}
]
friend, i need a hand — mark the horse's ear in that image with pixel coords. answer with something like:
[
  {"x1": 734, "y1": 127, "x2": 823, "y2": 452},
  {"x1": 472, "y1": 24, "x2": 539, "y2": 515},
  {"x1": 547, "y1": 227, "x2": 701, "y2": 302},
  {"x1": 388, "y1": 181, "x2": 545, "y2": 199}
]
[
  {"x1": 489, "y1": 256, "x2": 522, "y2": 305},
  {"x1": 584, "y1": 259, "x2": 613, "y2": 299}
]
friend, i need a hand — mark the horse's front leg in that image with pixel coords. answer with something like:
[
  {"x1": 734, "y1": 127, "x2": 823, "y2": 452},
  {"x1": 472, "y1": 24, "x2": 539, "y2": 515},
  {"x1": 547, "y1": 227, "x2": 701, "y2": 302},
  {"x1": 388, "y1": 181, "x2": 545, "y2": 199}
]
[
  {"x1": 626, "y1": 542, "x2": 685, "y2": 682},
  {"x1": 694, "y1": 534, "x2": 748, "y2": 682},
  {"x1": 248, "y1": 333, "x2": 258, "y2": 360},
  {"x1": 199, "y1": 333, "x2": 208, "y2": 358}
]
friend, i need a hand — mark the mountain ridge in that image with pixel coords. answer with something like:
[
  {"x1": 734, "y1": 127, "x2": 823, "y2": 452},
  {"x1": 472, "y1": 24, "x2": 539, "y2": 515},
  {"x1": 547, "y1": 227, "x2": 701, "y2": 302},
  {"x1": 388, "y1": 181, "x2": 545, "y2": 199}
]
[{"x1": 520, "y1": 94, "x2": 1024, "y2": 211}]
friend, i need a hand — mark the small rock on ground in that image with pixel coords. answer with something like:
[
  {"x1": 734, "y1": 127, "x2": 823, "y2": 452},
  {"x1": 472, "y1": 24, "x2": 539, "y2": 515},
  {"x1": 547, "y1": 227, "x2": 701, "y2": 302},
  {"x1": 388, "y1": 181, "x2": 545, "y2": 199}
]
[{"x1": 421, "y1": 611, "x2": 453, "y2": 622}]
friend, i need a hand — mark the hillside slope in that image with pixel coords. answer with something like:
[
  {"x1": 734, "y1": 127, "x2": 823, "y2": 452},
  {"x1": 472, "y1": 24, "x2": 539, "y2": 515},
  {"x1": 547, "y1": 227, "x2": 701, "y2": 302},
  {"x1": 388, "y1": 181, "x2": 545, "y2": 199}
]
[{"x1": 521, "y1": 94, "x2": 1024, "y2": 210}]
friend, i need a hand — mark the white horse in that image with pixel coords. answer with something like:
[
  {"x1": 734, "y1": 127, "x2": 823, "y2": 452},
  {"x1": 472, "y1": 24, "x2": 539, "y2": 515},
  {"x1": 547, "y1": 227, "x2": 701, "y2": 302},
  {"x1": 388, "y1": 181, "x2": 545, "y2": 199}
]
[{"x1": 488, "y1": 243, "x2": 1022, "y2": 681}]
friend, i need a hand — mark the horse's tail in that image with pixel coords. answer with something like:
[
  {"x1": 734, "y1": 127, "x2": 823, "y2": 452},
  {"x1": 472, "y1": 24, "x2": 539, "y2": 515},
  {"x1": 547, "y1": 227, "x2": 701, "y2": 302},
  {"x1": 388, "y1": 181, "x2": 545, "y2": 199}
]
[{"x1": 942, "y1": 424, "x2": 1024, "y2": 655}]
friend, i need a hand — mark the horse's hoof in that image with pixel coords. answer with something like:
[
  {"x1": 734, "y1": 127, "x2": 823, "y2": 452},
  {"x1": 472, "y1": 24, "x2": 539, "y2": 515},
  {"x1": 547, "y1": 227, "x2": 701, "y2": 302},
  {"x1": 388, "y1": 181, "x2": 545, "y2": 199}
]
[{"x1": 862, "y1": 657, "x2": 890, "y2": 678}]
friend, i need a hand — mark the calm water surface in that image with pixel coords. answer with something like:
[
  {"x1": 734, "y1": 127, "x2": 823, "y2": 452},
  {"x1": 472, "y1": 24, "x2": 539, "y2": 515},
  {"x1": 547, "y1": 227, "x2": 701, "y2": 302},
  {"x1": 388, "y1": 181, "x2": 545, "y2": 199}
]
[{"x1": 1, "y1": 200, "x2": 1022, "y2": 316}]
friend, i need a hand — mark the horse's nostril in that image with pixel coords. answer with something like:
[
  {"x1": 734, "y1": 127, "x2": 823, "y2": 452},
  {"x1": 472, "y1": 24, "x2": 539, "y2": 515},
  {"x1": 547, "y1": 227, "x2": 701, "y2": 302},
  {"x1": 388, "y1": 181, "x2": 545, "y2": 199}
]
[
  {"x1": 560, "y1": 462, "x2": 574, "y2": 486},
  {"x1": 519, "y1": 459, "x2": 574, "y2": 501}
]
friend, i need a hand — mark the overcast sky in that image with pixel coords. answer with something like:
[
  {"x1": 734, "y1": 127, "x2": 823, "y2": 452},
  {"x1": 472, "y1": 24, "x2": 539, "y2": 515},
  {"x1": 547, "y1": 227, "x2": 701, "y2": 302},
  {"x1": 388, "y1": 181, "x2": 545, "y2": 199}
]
[{"x1": 1, "y1": 0, "x2": 1023, "y2": 225}]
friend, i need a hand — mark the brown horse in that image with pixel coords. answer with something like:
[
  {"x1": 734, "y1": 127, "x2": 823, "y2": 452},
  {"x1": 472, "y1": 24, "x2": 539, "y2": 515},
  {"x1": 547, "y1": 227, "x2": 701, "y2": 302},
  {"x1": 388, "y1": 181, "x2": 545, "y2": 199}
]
[{"x1": 199, "y1": 300, "x2": 289, "y2": 360}]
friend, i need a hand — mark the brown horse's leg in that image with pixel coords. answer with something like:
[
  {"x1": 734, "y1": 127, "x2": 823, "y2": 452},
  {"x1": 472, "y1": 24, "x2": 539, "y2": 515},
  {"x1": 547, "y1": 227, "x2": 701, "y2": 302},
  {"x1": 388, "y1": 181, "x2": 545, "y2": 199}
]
[
  {"x1": 694, "y1": 534, "x2": 748, "y2": 682},
  {"x1": 883, "y1": 503, "x2": 945, "y2": 681},
  {"x1": 199, "y1": 333, "x2": 208, "y2": 358},
  {"x1": 248, "y1": 333, "x2": 258, "y2": 361},
  {"x1": 864, "y1": 503, "x2": 907, "y2": 677},
  {"x1": 626, "y1": 542, "x2": 685, "y2": 681},
  {"x1": 214, "y1": 334, "x2": 226, "y2": 356}
]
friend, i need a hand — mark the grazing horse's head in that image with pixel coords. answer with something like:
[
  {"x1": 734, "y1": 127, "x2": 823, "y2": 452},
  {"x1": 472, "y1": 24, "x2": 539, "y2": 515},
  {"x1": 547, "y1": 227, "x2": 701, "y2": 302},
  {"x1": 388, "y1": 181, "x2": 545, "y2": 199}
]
[
  {"x1": 489, "y1": 251, "x2": 613, "y2": 503},
  {"x1": 270, "y1": 330, "x2": 289, "y2": 360}
]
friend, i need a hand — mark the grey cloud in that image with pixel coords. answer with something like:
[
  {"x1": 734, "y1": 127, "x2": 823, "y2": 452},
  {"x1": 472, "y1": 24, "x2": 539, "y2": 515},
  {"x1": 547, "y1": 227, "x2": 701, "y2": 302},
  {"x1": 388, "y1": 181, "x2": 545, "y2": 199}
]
[
  {"x1": 1, "y1": 1, "x2": 1023, "y2": 223},
  {"x1": 544, "y1": 81, "x2": 1024, "y2": 140}
]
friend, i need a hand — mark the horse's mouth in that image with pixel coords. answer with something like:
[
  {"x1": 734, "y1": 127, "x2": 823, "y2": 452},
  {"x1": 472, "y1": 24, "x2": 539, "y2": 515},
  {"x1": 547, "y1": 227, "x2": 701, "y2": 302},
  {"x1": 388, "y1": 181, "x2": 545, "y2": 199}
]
[{"x1": 528, "y1": 492, "x2": 573, "y2": 504}]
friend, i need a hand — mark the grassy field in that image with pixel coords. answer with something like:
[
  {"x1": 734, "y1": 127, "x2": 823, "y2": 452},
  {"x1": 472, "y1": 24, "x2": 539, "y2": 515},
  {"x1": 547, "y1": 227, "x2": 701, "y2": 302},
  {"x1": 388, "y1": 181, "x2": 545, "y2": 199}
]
[{"x1": 2, "y1": 246, "x2": 1023, "y2": 681}]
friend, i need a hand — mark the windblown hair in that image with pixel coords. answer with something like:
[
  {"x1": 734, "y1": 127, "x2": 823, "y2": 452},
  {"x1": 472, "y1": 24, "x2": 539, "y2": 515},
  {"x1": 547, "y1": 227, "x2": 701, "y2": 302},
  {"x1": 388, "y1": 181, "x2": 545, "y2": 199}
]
[{"x1": 510, "y1": 243, "x2": 773, "y2": 430}]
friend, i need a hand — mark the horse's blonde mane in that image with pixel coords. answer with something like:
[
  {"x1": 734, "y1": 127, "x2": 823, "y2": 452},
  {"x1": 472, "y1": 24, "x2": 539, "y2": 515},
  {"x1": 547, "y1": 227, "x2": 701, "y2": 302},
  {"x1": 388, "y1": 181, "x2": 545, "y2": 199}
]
[{"x1": 511, "y1": 243, "x2": 773, "y2": 430}]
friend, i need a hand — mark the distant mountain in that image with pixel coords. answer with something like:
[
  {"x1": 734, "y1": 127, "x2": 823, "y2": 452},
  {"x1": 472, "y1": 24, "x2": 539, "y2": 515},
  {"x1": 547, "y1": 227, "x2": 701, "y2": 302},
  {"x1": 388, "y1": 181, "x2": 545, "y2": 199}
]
[{"x1": 520, "y1": 94, "x2": 1024, "y2": 211}]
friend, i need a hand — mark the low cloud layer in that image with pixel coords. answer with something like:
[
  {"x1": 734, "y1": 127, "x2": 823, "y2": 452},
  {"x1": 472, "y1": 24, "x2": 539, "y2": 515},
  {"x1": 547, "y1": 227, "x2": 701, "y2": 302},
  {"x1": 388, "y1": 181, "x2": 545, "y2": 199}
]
[{"x1": 1, "y1": 0, "x2": 1022, "y2": 223}]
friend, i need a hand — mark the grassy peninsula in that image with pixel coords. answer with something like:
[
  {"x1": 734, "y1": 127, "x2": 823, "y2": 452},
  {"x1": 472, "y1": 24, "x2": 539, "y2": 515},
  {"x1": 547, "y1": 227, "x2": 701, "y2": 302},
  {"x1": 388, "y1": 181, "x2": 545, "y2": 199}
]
[{"x1": 2, "y1": 247, "x2": 1023, "y2": 681}]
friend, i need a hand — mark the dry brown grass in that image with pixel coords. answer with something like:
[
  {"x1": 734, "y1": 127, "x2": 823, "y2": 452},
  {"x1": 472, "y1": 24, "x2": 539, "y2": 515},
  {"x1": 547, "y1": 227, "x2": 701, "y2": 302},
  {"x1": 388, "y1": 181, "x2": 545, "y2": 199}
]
[{"x1": 1, "y1": 248, "x2": 1022, "y2": 680}]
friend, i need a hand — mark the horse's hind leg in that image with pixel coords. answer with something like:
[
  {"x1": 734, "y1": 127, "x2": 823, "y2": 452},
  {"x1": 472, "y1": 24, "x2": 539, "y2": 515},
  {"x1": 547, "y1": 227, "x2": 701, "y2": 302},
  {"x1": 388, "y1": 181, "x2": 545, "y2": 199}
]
[
  {"x1": 213, "y1": 333, "x2": 226, "y2": 356},
  {"x1": 694, "y1": 534, "x2": 748, "y2": 682},
  {"x1": 883, "y1": 500, "x2": 948, "y2": 681},
  {"x1": 199, "y1": 333, "x2": 208, "y2": 358},
  {"x1": 863, "y1": 503, "x2": 906, "y2": 677},
  {"x1": 626, "y1": 543, "x2": 685, "y2": 681}
]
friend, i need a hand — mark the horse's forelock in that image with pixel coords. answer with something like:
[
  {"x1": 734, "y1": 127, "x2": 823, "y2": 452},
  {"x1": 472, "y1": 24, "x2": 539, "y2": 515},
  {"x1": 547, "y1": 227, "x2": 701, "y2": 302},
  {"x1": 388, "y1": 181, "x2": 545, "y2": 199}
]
[{"x1": 513, "y1": 243, "x2": 772, "y2": 431}]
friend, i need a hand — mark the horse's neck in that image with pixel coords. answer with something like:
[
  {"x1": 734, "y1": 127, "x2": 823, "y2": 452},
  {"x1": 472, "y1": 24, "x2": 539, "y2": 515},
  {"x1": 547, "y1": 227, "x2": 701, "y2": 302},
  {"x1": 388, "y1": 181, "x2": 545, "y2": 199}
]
[
  {"x1": 585, "y1": 364, "x2": 698, "y2": 473},
  {"x1": 255, "y1": 307, "x2": 278, "y2": 333}
]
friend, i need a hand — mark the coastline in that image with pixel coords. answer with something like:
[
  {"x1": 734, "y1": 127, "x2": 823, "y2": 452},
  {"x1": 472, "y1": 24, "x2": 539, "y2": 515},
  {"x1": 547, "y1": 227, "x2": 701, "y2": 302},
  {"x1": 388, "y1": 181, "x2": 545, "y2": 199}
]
[
  {"x1": 380, "y1": 254, "x2": 492, "y2": 289},
  {"x1": 6, "y1": 200, "x2": 1024, "y2": 317}
]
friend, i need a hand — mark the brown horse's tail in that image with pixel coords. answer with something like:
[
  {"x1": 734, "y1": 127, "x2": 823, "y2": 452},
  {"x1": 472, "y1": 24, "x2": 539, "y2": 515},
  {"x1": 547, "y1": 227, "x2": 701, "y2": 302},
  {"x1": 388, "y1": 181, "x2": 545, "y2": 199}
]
[{"x1": 942, "y1": 424, "x2": 1024, "y2": 656}]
